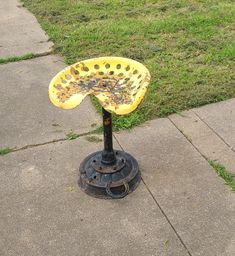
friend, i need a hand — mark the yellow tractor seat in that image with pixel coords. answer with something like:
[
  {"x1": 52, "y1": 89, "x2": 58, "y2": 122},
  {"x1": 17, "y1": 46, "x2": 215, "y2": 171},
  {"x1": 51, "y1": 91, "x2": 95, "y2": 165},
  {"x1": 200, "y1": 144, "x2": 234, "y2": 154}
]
[
  {"x1": 48, "y1": 57, "x2": 151, "y2": 199},
  {"x1": 49, "y1": 57, "x2": 151, "y2": 115}
]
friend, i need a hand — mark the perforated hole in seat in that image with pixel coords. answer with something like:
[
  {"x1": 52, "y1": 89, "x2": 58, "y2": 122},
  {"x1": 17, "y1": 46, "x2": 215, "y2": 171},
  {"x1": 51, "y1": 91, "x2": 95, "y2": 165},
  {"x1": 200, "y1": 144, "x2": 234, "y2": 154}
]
[{"x1": 49, "y1": 57, "x2": 151, "y2": 115}]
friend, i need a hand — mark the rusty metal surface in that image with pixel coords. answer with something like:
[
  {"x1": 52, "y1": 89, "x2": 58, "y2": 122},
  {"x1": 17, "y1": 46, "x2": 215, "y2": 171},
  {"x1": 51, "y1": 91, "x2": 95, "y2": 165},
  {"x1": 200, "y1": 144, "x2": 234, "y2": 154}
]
[
  {"x1": 92, "y1": 153, "x2": 126, "y2": 174},
  {"x1": 55, "y1": 72, "x2": 135, "y2": 105},
  {"x1": 78, "y1": 150, "x2": 141, "y2": 199},
  {"x1": 101, "y1": 108, "x2": 116, "y2": 165},
  {"x1": 49, "y1": 57, "x2": 151, "y2": 115},
  {"x1": 78, "y1": 108, "x2": 141, "y2": 199}
]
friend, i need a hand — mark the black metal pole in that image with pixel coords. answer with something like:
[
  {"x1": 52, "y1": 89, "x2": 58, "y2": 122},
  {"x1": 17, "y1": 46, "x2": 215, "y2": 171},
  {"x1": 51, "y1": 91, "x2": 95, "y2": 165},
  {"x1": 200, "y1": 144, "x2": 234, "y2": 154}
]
[{"x1": 101, "y1": 108, "x2": 116, "y2": 165}]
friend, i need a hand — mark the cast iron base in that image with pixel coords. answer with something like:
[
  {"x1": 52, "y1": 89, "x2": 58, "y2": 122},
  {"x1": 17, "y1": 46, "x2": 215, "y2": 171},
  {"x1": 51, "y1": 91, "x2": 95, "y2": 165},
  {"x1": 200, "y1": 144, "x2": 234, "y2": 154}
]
[{"x1": 78, "y1": 150, "x2": 141, "y2": 199}]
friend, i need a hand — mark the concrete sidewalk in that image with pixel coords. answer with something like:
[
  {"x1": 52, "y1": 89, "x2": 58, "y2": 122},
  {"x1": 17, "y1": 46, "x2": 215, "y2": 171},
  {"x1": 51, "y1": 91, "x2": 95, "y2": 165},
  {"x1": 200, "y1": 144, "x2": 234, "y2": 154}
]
[
  {"x1": 0, "y1": 1, "x2": 235, "y2": 256},
  {"x1": 0, "y1": 0, "x2": 53, "y2": 58}
]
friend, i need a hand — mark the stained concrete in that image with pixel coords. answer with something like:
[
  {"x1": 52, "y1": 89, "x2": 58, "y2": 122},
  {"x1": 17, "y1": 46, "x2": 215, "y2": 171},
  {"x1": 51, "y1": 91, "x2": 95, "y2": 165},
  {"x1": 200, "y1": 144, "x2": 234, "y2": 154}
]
[
  {"x1": 194, "y1": 98, "x2": 235, "y2": 150},
  {"x1": 0, "y1": 0, "x2": 53, "y2": 58},
  {"x1": 0, "y1": 56, "x2": 101, "y2": 149},
  {"x1": 0, "y1": 137, "x2": 189, "y2": 256},
  {"x1": 115, "y1": 118, "x2": 235, "y2": 256}
]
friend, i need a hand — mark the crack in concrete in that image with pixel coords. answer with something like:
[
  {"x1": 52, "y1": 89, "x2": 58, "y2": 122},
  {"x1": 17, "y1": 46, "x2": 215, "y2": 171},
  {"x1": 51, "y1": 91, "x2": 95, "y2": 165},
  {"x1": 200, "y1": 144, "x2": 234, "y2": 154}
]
[
  {"x1": 113, "y1": 132, "x2": 192, "y2": 256},
  {"x1": 141, "y1": 178, "x2": 192, "y2": 256},
  {"x1": 33, "y1": 51, "x2": 53, "y2": 58},
  {"x1": 168, "y1": 117, "x2": 208, "y2": 160},
  {"x1": 0, "y1": 51, "x2": 53, "y2": 65},
  {"x1": 192, "y1": 110, "x2": 235, "y2": 153},
  {"x1": 5, "y1": 129, "x2": 99, "y2": 155},
  {"x1": 113, "y1": 133, "x2": 124, "y2": 150}
]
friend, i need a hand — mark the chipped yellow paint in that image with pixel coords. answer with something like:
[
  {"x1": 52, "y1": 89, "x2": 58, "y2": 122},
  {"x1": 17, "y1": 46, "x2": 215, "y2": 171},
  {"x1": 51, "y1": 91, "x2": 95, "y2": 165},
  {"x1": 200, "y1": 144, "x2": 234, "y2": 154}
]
[{"x1": 48, "y1": 57, "x2": 151, "y2": 115}]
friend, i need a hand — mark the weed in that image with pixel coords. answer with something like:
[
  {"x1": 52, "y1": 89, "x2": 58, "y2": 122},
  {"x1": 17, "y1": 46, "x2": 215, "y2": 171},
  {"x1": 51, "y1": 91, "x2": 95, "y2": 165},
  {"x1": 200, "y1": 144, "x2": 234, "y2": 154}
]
[
  {"x1": 94, "y1": 125, "x2": 103, "y2": 134},
  {"x1": 0, "y1": 53, "x2": 35, "y2": 64},
  {"x1": 0, "y1": 147, "x2": 12, "y2": 156},
  {"x1": 208, "y1": 160, "x2": 235, "y2": 192},
  {"x1": 66, "y1": 132, "x2": 78, "y2": 140}
]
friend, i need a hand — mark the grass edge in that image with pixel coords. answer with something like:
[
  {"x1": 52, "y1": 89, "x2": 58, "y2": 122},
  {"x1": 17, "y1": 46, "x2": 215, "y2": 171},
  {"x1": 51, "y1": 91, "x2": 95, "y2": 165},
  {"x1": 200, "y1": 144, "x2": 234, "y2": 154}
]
[{"x1": 208, "y1": 160, "x2": 235, "y2": 192}]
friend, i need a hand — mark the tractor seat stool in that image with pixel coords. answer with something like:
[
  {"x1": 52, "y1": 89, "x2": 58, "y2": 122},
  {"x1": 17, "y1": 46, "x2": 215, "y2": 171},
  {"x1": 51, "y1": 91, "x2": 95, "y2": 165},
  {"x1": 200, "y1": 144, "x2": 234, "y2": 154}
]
[{"x1": 48, "y1": 57, "x2": 151, "y2": 199}]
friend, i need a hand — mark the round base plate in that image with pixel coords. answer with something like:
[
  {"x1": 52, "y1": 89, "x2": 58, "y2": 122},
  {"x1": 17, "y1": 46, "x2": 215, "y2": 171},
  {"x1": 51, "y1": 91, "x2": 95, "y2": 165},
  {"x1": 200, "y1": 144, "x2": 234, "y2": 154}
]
[{"x1": 78, "y1": 150, "x2": 141, "y2": 199}]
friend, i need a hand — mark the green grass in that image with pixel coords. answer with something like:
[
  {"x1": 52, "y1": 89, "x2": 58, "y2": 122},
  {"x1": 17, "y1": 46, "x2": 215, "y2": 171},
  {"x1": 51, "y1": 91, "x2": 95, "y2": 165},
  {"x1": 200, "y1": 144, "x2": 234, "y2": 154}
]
[
  {"x1": 66, "y1": 132, "x2": 78, "y2": 140},
  {"x1": 0, "y1": 147, "x2": 13, "y2": 156},
  {"x1": 0, "y1": 53, "x2": 35, "y2": 64},
  {"x1": 22, "y1": 0, "x2": 235, "y2": 130},
  {"x1": 209, "y1": 160, "x2": 235, "y2": 192}
]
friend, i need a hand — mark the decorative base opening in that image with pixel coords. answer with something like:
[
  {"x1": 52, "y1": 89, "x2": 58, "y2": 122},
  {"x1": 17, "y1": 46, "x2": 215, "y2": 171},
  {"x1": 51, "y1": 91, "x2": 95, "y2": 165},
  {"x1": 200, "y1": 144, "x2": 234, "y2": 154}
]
[{"x1": 78, "y1": 150, "x2": 141, "y2": 199}]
